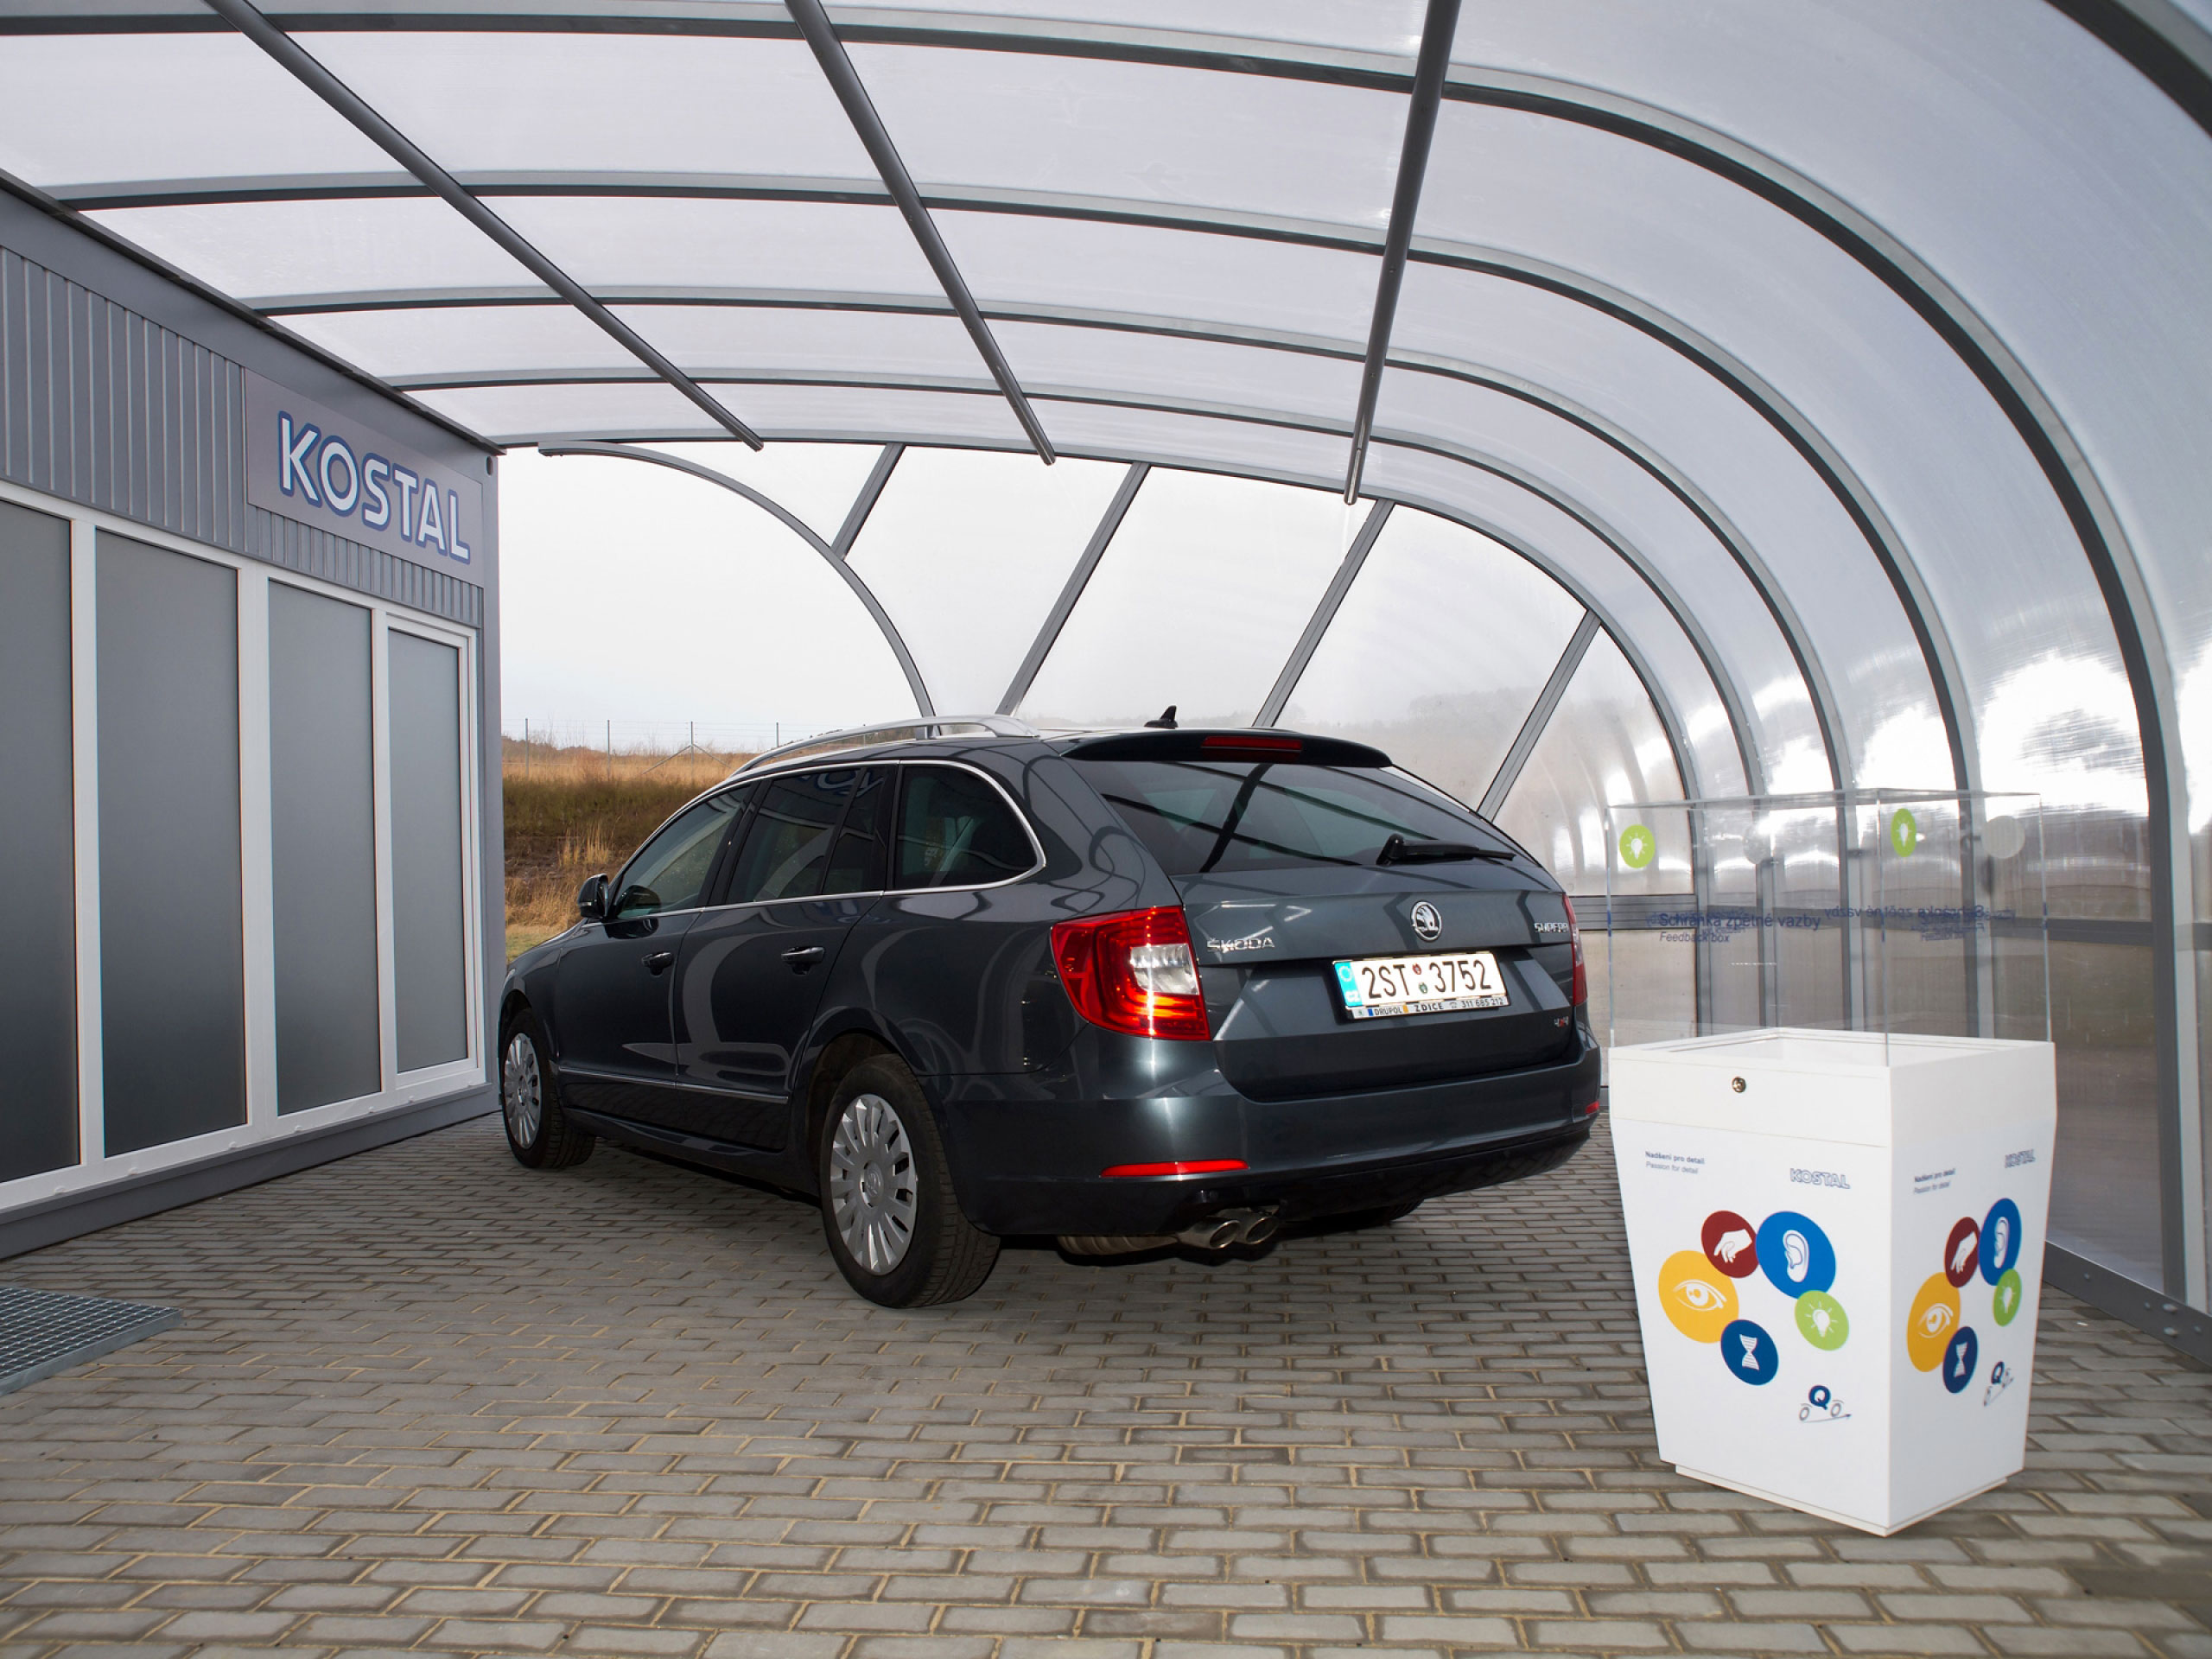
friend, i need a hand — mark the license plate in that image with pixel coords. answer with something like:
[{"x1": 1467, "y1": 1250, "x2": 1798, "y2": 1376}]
[{"x1": 1333, "y1": 950, "x2": 1509, "y2": 1020}]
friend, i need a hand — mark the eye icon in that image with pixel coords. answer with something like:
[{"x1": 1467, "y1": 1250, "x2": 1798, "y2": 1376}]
[
  {"x1": 1919, "y1": 1302, "x2": 1955, "y2": 1338},
  {"x1": 1675, "y1": 1276, "x2": 1726, "y2": 1313},
  {"x1": 1906, "y1": 1273, "x2": 1965, "y2": 1373}
]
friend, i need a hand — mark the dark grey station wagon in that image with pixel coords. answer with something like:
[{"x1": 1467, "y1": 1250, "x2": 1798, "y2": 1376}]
[{"x1": 499, "y1": 718, "x2": 1599, "y2": 1306}]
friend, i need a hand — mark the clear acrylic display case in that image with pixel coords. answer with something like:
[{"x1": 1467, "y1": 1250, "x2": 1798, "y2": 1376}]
[{"x1": 1600, "y1": 791, "x2": 2050, "y2": 1054}]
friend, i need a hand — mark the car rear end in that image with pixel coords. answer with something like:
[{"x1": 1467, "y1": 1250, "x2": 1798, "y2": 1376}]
[{"x1": 940, "y1": 729, "x2": 1601, "y2": 1242}]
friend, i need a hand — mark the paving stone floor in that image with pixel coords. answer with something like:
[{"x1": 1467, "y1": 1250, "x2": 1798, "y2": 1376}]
[{"x1": 0, "y1": 1113, "x2": 2207, "y2": 1659}]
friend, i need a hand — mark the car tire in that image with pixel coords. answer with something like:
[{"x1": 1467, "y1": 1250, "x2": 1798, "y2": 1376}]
[
  {"x1": 500, "y1": 1009, "x2": 595, "y2": 1170},
  {"x1": 817, "y1": 1055, "x2": 999, "y2": 1307}
]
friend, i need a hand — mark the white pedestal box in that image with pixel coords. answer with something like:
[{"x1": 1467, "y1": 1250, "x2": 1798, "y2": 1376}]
[{"x1": 1611, "y1": 1028, "x2": 2056, "y2": 1535}]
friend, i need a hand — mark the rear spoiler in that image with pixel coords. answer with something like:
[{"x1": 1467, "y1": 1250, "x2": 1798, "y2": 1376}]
[{"x1": 1060, "y1": 728, "x2": 1392, "y2": 766}]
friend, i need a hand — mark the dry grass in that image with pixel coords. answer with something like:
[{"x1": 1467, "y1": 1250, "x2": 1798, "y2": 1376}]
[{"x1": 502, "y1": 738, "x2": 752, "y2": 960}]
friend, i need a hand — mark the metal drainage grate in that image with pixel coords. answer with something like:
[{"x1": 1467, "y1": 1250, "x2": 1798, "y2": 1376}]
[{"x1": 0, "y1": 1284, "x2": 181, "y2": 1396}]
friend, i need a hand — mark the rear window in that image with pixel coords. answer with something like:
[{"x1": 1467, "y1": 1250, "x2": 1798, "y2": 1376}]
[
  {"x1": 894, "y1": 766, "x2": 1035, "y2": 888},
  {"x1": 1073, "y1": 759, "x2": 1511, "y2": 876}
]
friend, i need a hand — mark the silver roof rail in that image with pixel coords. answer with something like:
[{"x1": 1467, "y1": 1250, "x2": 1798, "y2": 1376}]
[{"x1": 733, "y1": 715, "x2": 1039, "y2": 775}]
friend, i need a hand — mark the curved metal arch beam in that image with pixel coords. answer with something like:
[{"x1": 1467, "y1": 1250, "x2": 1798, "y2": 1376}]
[
  {"x1": 534, "y1": 438, "x2": 937, "y2": 718},
  {"x1": 381, "y1": 304, "x2": 1847, "y2": 791}
]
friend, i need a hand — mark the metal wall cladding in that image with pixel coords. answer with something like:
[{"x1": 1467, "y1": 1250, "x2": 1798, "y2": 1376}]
[{"x1": 0, "y1": 244, "x2": 480, "y2": 629}]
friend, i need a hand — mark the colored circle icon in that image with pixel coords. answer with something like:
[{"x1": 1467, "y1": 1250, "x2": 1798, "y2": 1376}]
[
  {"x1": 1980, "y1": 1198, "x2": 2023, "y2": 1283},
  {"x1": 1756, "y1": 1211, "x2": 1837, "y2": 1297},
  {"x1": 1891, "y1": 808, "x2": 1919, "y2": 858},
  {"x1": 1943, "y1": 1217, "x2": 1980, "y2": 1287},
  {"x1": 1720, "y1": 1319, "x2": 1779, "y2": 1385},
  {"x1": 1992, "y1": 1268, "x2": 2024, "y2": 1326},
  {"x1": 1618, "y1": 823, "x2": 1656, "y2": 869},
  {"x1": 1907, "y1": 1273, "x2": 1962, "y2": 1372},
  {"x1": 1657, "y1": 1249, "x2": 1738, "y2": 1343},
  {"x1": 1795, "y1": 1289, "x2": 1850, "y2": 1351},
  {"x1": 1942, "y1": 1326, "x2": 1980, "y2": 1395},
  {"x1": 1701, "y1": 1210, "x2": 1760, "y2": 1279}
]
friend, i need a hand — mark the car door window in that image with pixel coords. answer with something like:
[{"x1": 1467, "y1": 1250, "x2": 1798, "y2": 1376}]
[
  {"x1": 823, "y1": 768, "x2": 893, "y2": 895},
  {"x1": 893, "y1": 766, "x2": 1033, "y2": 889},
  {"x1": 727, "y1": 770, "x2": 853, "y2": 904},
  {"x1": 610, "y1": 789, "x2": 746, "y2": 919}
]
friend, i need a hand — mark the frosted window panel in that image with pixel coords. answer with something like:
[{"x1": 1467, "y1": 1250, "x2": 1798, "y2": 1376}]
[
  {"x1": 1362, "y1": 441, "x2": 1756, "y2": 800},
  {"x1": 307, "y1": 34, "x2": 874, "y2": 179},
  {"x1": 1495, "y1": 632, "x2": 1685, "y2": 896},
  {"x1": 1280, "y1": 509, "x2": 1585, "y2": 807},
  {"x1": 857, "y1": 0, "x2": 1426, "y2": 53},
  {"x1": 849, "y1": 448, "x2": 1129, "y2": 715},
  {"x1": 995, "y1": 321, "x2": 1361, "y2": 420},
  {"x1": 496, "y1": 199, "x2": 940, "y2": 296},
  {"x1": 0, "y1": 502, "x2": 77, "y2": 1182},
  {"x1": 0, "y1": 35, "x2": 388, "y2": 188},
  {"x1": 390, "y1": 632, "x2": 469, "y2": 1072},
  {"x1": 269, "y1": 583, "x2": 380, "y2": 1113},
  {"x1": 938, "y1": 211, "x2": 1380, "y2": 341},
  {"x1": 2044, "y1": 939, "x2": 2164, "y2": 1287},
  {"x1": 850, "y1": 45, "x2": 1404, "y2": 228},
  {"x1": 1019, "y1": 469, "x2": 1365, "y2": 728},
  {"x1": 97, "y1": 533, "x2": 246, "y2": 1154},
  {"x1": 1028, "y1": 401, "x2": 1356, "y2": 485},
  {"x1": 87, "y1": 200, "x2": 544, "y2": 305},
  {"x1": 642, "y1": 442, "x2": 896, "y2": 547}
]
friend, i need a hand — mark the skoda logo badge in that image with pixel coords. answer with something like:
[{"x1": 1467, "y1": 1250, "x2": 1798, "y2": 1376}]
[{"x1": 1409, "y1": 901, "x2": 1442, "y2": 942}]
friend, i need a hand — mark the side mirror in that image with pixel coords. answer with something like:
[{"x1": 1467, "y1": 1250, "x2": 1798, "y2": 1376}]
[{"x1": 577, "y1": 873, "x2": 610, "y2": 921}]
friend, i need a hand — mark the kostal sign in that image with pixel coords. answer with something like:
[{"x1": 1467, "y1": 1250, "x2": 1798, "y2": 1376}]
[{"x1": 245, "y1": 372, "x2": 480, "y2": 566}]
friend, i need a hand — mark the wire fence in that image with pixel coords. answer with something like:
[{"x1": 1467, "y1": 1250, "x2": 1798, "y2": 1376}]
[{"x1": 501, "y1": 718, "x2": 830, "y2": 783}]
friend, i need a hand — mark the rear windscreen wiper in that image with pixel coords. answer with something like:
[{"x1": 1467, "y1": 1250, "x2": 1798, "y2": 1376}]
[{"x1": 1376, "y1": 834, "x2": 1518, "y2": 866}]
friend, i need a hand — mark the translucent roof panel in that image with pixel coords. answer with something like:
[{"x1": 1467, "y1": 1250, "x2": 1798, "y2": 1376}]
[
  {"x1": 1279, "y1": 508, "x2": 1588, "y2": 807},
  {"x1": 1029, "y1": 402, "x2": 1352, "y2": 487},
  {"x1": 410, "y1": 381, "x2": 711, "y2": 443},
  {"x1": 1414, "y1": 100, "x2": 2134, "y2": 798},
  {"x1": 1495, "y1": 632, "x2": 1686, "y2": 898},
  {"x1": 853, "y1": 2, "x2": 1427, "y2": 55},
  {"x1": 1017, "y1": 470, "x2": 1370, "y2": 728},
  {"x1": 490, "y1": 198, "x2": 942, "y2": 296},
  {"x1": 305, "y1": 33, "x2": 874, "y2": 179},
  {"x1": 1363, "y1": 442, "x2": 1751, "y2": 801},
  {"x1": 0, "y1": 33, "x2": 389, "y2": 188},
  {"x1": 639, "y1": 443, "x2": 892, "y2": 549},
  {"x1": 994, "y1": 322, "x2": 1359, "y2": 422},
  {"x1": 936, "y1": 213, "x2": 1380, "y2": 341},
  {"x1": 1373, "y1": 363, "x2": 1829, "y2": 787},
  {"x1": 278, "y1": 305, "x2": 634, "y2": 380},
  {"x1": 86, "y1": 199, "x2": 544, "y2": 304},
  {"x1": 849, "y1": 44, "x2": 1406, "y2": 229},
  {"x1": 847, "y1": 449, "x2": 1131, "y2": 715}
]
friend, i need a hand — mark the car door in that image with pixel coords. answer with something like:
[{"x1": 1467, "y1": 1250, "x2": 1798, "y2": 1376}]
[
  {"x1": 671, "y1": 766, "x2": 891, "y2": 1148},
  {"x1": 551, "y1": 787, "x2": 746, "y2": 1122}
]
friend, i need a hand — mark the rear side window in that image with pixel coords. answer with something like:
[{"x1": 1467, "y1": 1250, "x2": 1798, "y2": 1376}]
[
  {"x1": 611, "y1": 790, "x2": 745, "y2": 918},
  {"x1": 894, "y1": 766, "x2": 1033, "y2": 888},
  {"x1": 823, "y1": 768, "x2": 893, "y2": 895},
  {"x1": 727, "y1": 770, "x2": 853, "y2": 903},
  {"x1": 1073, "y1": 759, "x2": 1510, "y2": 876}
]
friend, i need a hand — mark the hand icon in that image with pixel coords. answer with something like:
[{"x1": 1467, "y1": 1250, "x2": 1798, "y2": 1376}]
[{"x1": 1714, "y1": 1228, "x2": 1752, "y2": 1264}]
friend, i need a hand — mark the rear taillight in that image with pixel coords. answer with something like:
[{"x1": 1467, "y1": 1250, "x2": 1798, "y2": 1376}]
[
  {"x1": 1052, "y1": 906, "x2": 1212, "y2": 1041},
  {"x1": 1563, "y1": 895, "x2": 1588, "y2": 1007}
]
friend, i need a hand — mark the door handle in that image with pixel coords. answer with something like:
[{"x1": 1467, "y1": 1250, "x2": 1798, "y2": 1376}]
[
  {"x1": 782, "y1": 945, "x2": 825, "y2": 972},
  {"x1": 644, "y1": 950, "x2": 676, "y2": 975}
]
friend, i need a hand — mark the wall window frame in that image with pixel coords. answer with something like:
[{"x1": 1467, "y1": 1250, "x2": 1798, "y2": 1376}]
[{"x1": 0, "y1": 473, "x2": 486, "y2": 1214}]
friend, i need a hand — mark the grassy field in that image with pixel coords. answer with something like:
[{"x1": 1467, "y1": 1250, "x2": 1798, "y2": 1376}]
[{"x1": 503, "y1": 739, "x2": 752, "y2": 960}]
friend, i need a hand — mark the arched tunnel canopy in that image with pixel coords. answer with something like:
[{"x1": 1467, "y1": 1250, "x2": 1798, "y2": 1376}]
[{"x1": 3, "y1": 0, "x2": 2207, "y2": 1306}]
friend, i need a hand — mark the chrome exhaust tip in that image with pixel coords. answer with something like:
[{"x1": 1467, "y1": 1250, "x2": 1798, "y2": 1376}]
[
  {"x1": 1176, "y1": 1217, "x2": 1243, "y2": 1250},
  {"x1": 1237, "y1": 1210, "x2": 1280, "y2": 1247}
]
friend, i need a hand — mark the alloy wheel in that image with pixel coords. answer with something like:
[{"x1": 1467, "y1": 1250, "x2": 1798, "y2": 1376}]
[
  {"x1": 503, "y1": 1032, "x2": 543, "y2": 1147},
  {"x1": 828, "y1": 1092, "x2": 918, "y2": 1274}
]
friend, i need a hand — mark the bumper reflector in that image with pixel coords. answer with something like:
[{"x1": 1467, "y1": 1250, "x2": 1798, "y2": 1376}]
[{"x1": 1101, "y1": 1159, "x2": 1249, "y2": 1179}]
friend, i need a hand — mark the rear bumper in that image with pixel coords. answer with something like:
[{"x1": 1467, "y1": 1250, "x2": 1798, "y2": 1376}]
[{"x1": 938, "y1": 1027, "x2": 1601, "y2": 1236}]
